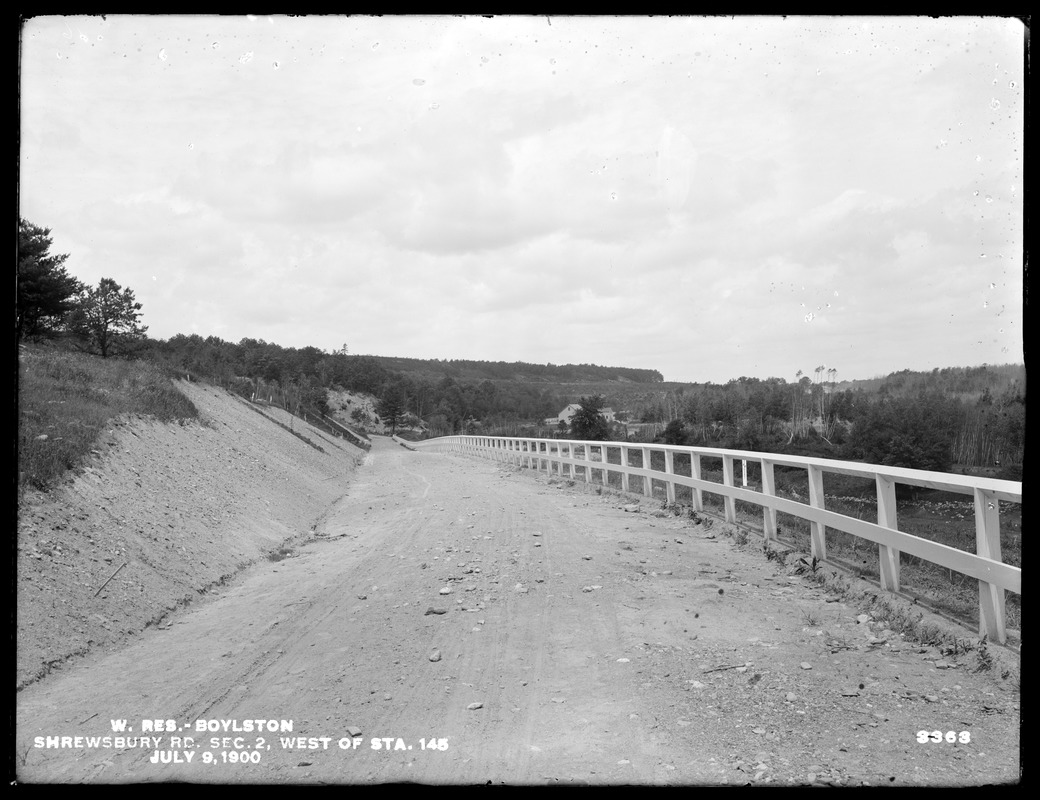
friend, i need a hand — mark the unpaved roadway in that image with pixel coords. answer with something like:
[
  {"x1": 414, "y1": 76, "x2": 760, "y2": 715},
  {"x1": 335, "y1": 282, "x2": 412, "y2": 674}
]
[{"x1": 15, "y1": 438, "x2": 1020, "y2": 785}]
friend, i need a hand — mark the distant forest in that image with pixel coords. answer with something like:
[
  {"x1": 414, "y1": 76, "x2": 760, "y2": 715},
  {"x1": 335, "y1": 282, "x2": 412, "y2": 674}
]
[
  {"x1": 359, "y1": 355, "x2": 663, "y2": 384},
  {"x1": 144, "y1": 333, "x2": 1024, "y2": 478}
]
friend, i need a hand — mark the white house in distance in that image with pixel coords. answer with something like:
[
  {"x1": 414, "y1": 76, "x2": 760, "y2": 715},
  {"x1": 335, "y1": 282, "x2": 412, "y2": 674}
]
[{"x1": 545, "y1": 404, "x2": 617, "y2": 426}]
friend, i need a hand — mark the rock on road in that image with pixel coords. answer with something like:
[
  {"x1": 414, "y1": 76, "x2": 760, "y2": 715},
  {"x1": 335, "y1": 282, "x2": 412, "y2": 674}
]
[{"x1": 15, "y1": 438, "x2": 1020, "y2": 785}]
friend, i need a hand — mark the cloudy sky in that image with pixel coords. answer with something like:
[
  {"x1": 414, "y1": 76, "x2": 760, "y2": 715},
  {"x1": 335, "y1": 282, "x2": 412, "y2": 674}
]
[{"x1": 20, "y1": 15, "x2": 1024, "y2": 384}]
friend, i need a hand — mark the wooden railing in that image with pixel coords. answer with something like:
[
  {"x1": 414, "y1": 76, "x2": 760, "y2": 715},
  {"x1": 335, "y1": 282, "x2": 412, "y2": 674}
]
[{"x1": 398, "y1": 435, "x2": 1022, "y2": 644}]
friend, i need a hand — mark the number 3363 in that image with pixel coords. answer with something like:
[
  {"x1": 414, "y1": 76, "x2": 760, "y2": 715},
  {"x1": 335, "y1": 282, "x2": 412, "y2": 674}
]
[{"x1": 917, "y1": 731, "x2": 970, "y2": 743}]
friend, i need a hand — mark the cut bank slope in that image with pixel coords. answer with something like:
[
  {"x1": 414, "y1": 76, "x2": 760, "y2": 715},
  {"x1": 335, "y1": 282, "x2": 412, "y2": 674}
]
[{"x1": 16, "y1": 380, "x2": 366, "y2": 689}]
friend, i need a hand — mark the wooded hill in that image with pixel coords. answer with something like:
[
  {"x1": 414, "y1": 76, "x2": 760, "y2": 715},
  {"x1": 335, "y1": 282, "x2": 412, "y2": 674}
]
[{"x1": 359, "y1": 355, "x2": 664, "y2": 384}]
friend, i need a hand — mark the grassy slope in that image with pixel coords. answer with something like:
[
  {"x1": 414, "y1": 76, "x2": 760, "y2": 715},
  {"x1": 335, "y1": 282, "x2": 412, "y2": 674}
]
[{"x1": 18, "y1": 344, "x2": 199, "y2": 491}]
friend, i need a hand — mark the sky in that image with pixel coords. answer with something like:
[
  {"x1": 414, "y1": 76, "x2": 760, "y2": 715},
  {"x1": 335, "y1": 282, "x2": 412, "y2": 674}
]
[{"x1": 19, "y1": 15, "x2": 1025, "y2": 384}]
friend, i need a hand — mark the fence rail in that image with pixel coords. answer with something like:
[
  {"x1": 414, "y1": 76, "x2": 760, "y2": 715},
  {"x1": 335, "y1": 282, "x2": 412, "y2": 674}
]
[{"x1": 398, "y1": 434, "x2": 1022, "y2": 644}]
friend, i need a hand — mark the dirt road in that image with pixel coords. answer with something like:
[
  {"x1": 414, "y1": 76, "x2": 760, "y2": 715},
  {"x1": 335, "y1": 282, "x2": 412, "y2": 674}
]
[{"x1": 15, "y1": 437, "x2": 1020, "y2": 785}]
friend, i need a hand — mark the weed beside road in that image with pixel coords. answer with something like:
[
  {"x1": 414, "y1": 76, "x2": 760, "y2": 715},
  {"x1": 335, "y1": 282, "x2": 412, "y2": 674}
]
[{"x1": 568, "y1": 450, "x2": 1020, "y2": 639}]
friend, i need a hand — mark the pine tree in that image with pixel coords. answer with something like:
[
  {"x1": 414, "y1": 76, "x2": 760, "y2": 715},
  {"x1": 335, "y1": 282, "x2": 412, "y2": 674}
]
[
  {"x1": 569, "y1": 395, "x2": 610, "y2": 441},
  {"x1": 17, "y1": 218, "x2": 84, "y2": 341},
  {"x1": 69, "y1": 278, "x2": 148, "y2": 358}
]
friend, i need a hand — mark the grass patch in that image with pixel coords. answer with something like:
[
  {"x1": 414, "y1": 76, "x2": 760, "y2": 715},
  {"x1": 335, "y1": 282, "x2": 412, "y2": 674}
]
[
  {"x1": 18, "y1": 344, "x2": 199, "y2": 492},
  {"x1": 798, "y1": 568, "x2": 1000, "y2": 661},
  {"x1": 763, "y1": 542, "x2": 788, "y2": 566}
]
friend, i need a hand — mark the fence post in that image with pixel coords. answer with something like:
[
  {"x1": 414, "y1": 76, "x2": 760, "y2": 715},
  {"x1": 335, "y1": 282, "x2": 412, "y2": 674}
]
[
  {"x1": 641, "y1": 447, "x2": 653, "y2": 498},
  {"x1": 974, "y1": 488, "x2": 1007, "y2": 644},
  {"x1": 722, "y1": 455, "x2": 736, "y2": 523},
  {"x1": 665, "y1": 449, "x2": 676, "y2": 505},
  {"x1": 807, "y1": 465, "x2": 827, "y2": 560},
  {"x1": 761, "y1": 459, "x2": 777, "y2": 541},
  {"x1": 691, "y1": 453, "x2": 703, "y2": 511},
  {"x1": 876, "y1": 475, "x2": 900, "y2": 592},
  {"x1": 620, "y1": 446, "x2": 630, "y2": 492}
]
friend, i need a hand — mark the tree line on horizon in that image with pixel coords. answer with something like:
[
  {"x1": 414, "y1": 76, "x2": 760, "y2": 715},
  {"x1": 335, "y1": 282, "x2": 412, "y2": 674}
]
[
  {"x1": 366, "y1": 355, "x2": 663, "y2": 384},
  {"x1": 18, "y1": 217, "x2": 1024, "y2": 478},
  {"x1": 600, "y1": 363, "x2": 1024, "y2": 477}
]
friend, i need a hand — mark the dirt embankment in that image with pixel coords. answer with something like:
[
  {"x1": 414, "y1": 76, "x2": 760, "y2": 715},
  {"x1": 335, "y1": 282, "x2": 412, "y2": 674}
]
[{"x1": 16, "y1": 381, "x2": 366, "y2": 689}]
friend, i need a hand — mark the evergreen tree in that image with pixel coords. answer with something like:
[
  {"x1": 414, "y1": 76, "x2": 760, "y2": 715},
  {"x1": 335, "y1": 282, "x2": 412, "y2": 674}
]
[
  {"x1": 662, "y1": 419, "x2": 686, "y2": 445},
  {"x1": 68, "y1": 278, "x2": 148, "y2": 358},
  {"x1": 376, "y1": 386, "x2": 407, "y2": 434},
  {"x1": 17, "y1": 218, "x2": 83, "y2": 341},
  {"x1": 846, "y1": 392, "x2": 957, "y2": 472},
  {"x1": 569, "y1": 395, "x2": 610, "y2": 441}
]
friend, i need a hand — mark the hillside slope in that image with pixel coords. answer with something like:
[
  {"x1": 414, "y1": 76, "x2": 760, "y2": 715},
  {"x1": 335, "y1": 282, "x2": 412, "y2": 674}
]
[{"x1": 16, "y1": 380, "x2": 366, "y2": 689}]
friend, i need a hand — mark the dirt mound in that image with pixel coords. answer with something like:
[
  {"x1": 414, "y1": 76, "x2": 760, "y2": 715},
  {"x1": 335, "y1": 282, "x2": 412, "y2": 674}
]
[{"x1": 16, "y1": 380, "x2": 366, "y2": 689}]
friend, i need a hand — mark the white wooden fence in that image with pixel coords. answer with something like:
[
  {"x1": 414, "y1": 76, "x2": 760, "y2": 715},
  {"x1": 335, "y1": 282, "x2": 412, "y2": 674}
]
[{"x1": 398, "y1": 434, "x2": 1022, "y2": 644}]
